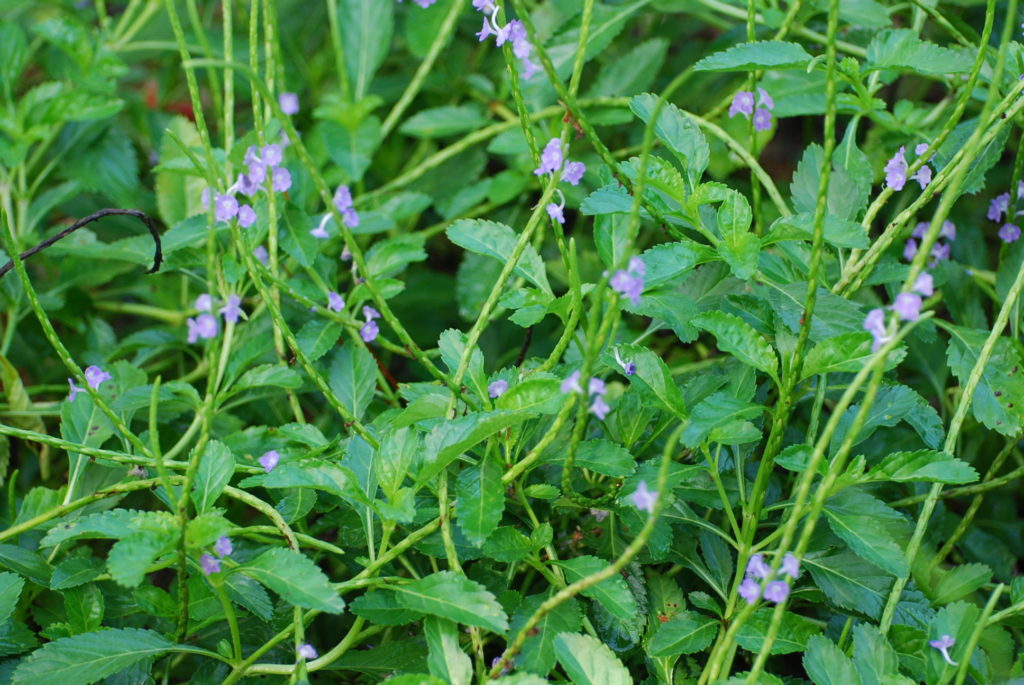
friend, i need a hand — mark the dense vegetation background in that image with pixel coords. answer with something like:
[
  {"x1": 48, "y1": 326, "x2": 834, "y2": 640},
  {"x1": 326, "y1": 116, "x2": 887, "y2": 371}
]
[{"x1": 0, "y1": 0, "x2": 1023, "y2": 683}]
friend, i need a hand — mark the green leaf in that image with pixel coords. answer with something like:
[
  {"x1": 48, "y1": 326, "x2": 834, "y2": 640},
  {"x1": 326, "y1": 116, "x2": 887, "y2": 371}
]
[
  {"x1": 455, "y1": 455, "x2": 504, "y2": 546},
  {"x1": 866, "y1": 29, "x2": 973, "y2": 75},
  {"x1": 242, "y1": 460, "x2": 369, "y2": 506},
  {"x1": 803, "y1": 635, "x2": 862, "y2": 685},
  {"x1": 648, "y1": 611, "x2": 718, "y2": 656},
  {"x1": 945, "y1": 325, "x2": 1024, "y2": 436},
  {"x1": 41, "y1": 509, "x2": 136, "y2": 547},
  {"x1": 418, "y1": 410, "x2": 530, "y2": 486},
  {"x1": 693, "y1": 311, "x2": 779, "y2": 383},
  {"x1": 339, "y1": 0, "x2": 394, "y2": 99},
  {"x1": 192, "y1": 440, "x2": 234, "y2": 514},
  {"x1": 824, "y1": 490, "x2": 908, "y2": 577},
  {"x1": 616, "y1": 343, "x2": 687, "y2": 418},
  {"x1": 482, "y1": 527, "x2": 534, "y2": 564},
  {"x1": 64, "y1": 585, "x2": 103, "y2": 635},
  {"x1": 50, "y1": 556, "x2": 103, "y2": 590},
  {"x1": 350, "y1": 591, "x2": 422, "y2": 625},
  {"x1": 852, "y1": 624, "x2": 901, "y2": 684},
  {"x1": 925, "y1": 602, "x2": 978, "y2": 683},
  {"x1": 554, "y1": 632, "x2": 632, "y2": 685},
  {"x1": 554, "y1": 556, "x2": 637, "y2": 623},
  {"x1": 933, "y1": 563, "x2": 992, "y2": 605},
  {"x1": 801, "y1": 332, "x2": 906, "y2": 380},
  {"x1": 507, "y1": 594, "x2": 582, "y2": 674},
  {"x1": 589, "y1": 38, "x2": 668, "y2": 98},
  {"x1": 831, "y1": 384, "x2": 943, "y2": 454},
  {"x1": 400, "y1": 105, "x2": 488, "y2": 139},
  {"x1": 240, "y1": 547, "x2": 346, "y2": 613},
  {"x1": 682, "y1": 391, "x2": 764, "y2": 447},
  {"x1": 0, "y1": 22, "x2": 28, "y2": 93},
  {"x1": 12, "y1": 628, "x2": 174, "y2": 685},
  {"x1": 322, "y1": 116, "x2": 382, "y2": 185},
  {"x1": 393, "y1": 571, "x2": 508, "y2": 633},
  {"x1": 790, "y1": 143, "x2": 871, "y2": 222},
  {"x1": 446, "y1": 219, "x2": 551, "y2": 295},
  {"x1": 297, "y1": 319, "x2": 342, "y2": 363},
  {"x1": 766, "y1": 213, "x2": 869, "y2": 250},
  {"x1": 863, "y1": 450, "x2": 978, "y2": 485},
  {"x1": 735, "y1": 608, "x2": 820, "y2": 655},
  {"x1": 328, "y1": 344, "x2": 377, "y2": 421},
  {"x1": 496, "y1": 378, "x2": 563, "y2": 415},
  {"x1": 0, "y1": 572, "x2": 24, "y2": 625},
  {"x1": 694, "y1": 40, "x2": 813, "y2": 72},
  {"x1": 438, "y1": 329, "x2": 487, "y2": 401},
  {"x1": 233, "y1": 364, "x2": 302, "y2": 392},
  {"x1": 630, "y1": 93, "x2": 709, "y2": 188},
  {"x1": 424, "y1": 617, "x2": 472, "y2": 685},
  {"x1": 572, "y1": 439, "x2": 636, "y2": 477}
]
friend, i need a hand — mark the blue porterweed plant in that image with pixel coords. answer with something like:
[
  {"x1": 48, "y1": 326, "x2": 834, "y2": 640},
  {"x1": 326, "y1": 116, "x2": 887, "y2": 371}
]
[{"x1": 4, "y1": 0, "x2": 1024, "y2": 683}]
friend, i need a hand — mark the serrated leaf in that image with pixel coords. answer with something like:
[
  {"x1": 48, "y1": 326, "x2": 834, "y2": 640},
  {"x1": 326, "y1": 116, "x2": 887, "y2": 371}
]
[
  {"x1": 418, "y1": 410, "x2": 530, "y2": 487},
  {"x1": 801, "y1": 332, "x2": 906, "y2": 380},
  {"x1": 863, "y1": 450, "x2": 978, "y2": 485},
  {"x1": 446, "y1": 219, "x2": 551, "y2": 294},
  {"x1": 328, "y1": 344, "x2": 377, "y2": 421},
  {"x1": 192, "y1": 440, "x2": 234, "y2": 513},
  {"x1": 824, "y1": 490, "x2": 908, "y2": 577},
  {"x1": 945, "y1": 325, "x2": 1024, "y2": 436},
  {"x1": 393, "y1": 571, "x2": 508, "y2": 633},
  {"x1": 803, "y1": 635, "x2": 862, "y2": 685},
  {"x1": 933, "y1": 563, "x2": 992, "y2": 605},
  {"x1": 554, "y1": 556, "x2": 637, "y2": 623},
  {"x1": 866, "y1": 29, "x2": 973, "y2": 75},
  {"x1": 630, "y1": 93, "x2": 708, "y2": 188},
  {"x1": 455, "y1": 455, "x2": 504, "y2": 546},
  {"x1": 424, "y1": 616, "x2": 472, "y2": 685},
  {"x1": 694, "y1": 40, "x2": 812, "y2": 72},
  {"x1": 496, "y1": 378, "x2": 563, "y2": 415},
  {"x1": 233, "y1": 364, "x2": 302, "y2": 392},
  {"x1": 616, "y1": 343, "x2": 687, "y2": 418},
  {"x1": 693, "y1": 311, "x2": 779, "y2": 383},
  {"x1": 351, "y1": 591, "x2": 422, "y2": 625},
  {"x1": 297, "y1": 319, "x2": 342, "y2": 363},
  {"x1": 12, "y1": 628, "x2": 174, "y2": 685},
  {"x1": 648, "y1": 611, "x2": 718, "y2": 656},
  {"x1": 735, "y1": 608, "x2": 820, "y2": 655},
  {"x1": 554, "y1": 632, "x2": 631, "y2": 685},
  {"x1": 239, "y1": 547, "x2": 346, "y2": 613},
  {"x1": 0, "y1": 572, "x2": 24, "y2": 625}
]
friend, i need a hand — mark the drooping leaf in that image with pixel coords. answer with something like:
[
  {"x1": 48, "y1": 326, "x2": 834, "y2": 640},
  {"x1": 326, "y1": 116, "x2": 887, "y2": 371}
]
[
  {"x1": 455, "y1": 455, "x2": 504, "y2": 546},
  {"x1": 694, "y1": 40, "x2": 813, "y2": 72},
  {"x1": 11, "y1": 628, "x2": 176, "y2": 685},
  {"x1": 554, "y1": 556, "x2": 637, "y2": 623},
  {"x1": 693, "y1": 311, "x2": 779, "y2": 383},
  {"x1": 824, "y1": 490, "x2": 908, "y2": 577},
  {"x1": 630, "y1": 93, "x2": 709, "y2": 188},
  {"x1": 239, "y1": 548, "x2": 346, "y2": 613},
  {"x1": 647, "y1": 611, "x2": 718, "y2": 656},
  {"x1": 553, "y1": 632, "x2": 632, "y2": 685},
  {"x1": 191, "y1": 440, "x2": 234, "y2": 513},
  {"x1": 446, "y1": 220, "x2": 551, "y2": 295},
  {"x1": 393, "y1": 571, "x2": 508, "y2": 633},
  {"x1": 424, "y1": 616, "x2": 472, "y2": 685}
]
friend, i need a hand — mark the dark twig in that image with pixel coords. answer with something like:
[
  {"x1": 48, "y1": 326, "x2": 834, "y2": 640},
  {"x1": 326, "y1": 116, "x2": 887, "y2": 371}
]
[
  {"x1": 0, "y1": 208, "x2": 162, "y2": 278},
  {"x1": 514, "y1": 325, "x2": 533, "y2": 367}
]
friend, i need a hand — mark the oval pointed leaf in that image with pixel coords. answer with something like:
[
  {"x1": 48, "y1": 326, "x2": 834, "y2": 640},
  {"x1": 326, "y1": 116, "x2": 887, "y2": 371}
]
[
  {"x1": 239, "y1": 547, "x2": 346, "y2": 613},
  {"x1": 693, "y1": 311, "x2": 779, "y2": 383},
  {"x1": 694, "y1": 40, "x2": 813, "y2": 72},
  {"x1": 394, "y1": 571, "x2": 508, "y2": 633}
]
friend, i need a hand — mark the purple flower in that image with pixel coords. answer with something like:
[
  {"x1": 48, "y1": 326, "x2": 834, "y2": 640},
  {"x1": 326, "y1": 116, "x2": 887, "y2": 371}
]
[
  {"x1": 187, "y1": 313, "x2": 219, "y2": 344},
  {"x1": 988, "y1": 192, "x2": 1010, "y2": 222},
  {"x1": 610, "y1": 269, "x2": 644, "y2": 307},
  {"x1": 590, "y1": 508, "x2": 609, "y2": 522},
  {"x1": 535, "y1": 138, "x2": 564, "y2": 176},
  {"x1": 885, "y1": 147, "x2": 908, "y2": 191},
  {"x1": 930, "y1": 242, "x2": 951, "y2": 264},
  {"x1": 546, "y1": 202, "x2": 565, "y2": 224},
  {"x1": 506, "y1": 19, "x2": 527, "y2": 44},
  {"x1": 561, "y1": 370, "x2": 582, "y2": 394},
  {"x1": 237, "y1": 173, "x2": 261, "y2": 197},
  {"x1": 929, "y1": 634, "x2": 958, "y2": 666},
  {"x1": 999, "y1": 223, "x2": 1021, "y2": 243},
  {"x1": 262, "y1": 144, "x2": 283, "y2": 167},
  {"x1": 912, "y1": 222, "x2": 928, "y2": 239},
  {"x1": 363, "y1": 306, "x2": 380, "y2": 321},
  {"x1": 327, "y1": 292, "x2": 345, "y2": 312},
  {"x1": 272, "y1": 167, "x2": 291, "y2": 193},
  {"x1": 892, "y1": 292, "x2": 922, "y2": 322},
  {"x1": 614, "y1": 348, "x2": 635, "y2": 376},
  {"x1": 589, "y1": 395, "x2": 611, "y2": 420},
  {"x1": 520, "y1": 56, "x2": 540, "y2": 80},
  {"x1": 588, "y1": 377, "x2": 606, "y2": 396},
  {"x1": 238, "y1": 204, "x2": 256, "y2": 228},
  {"x1": 915, "y1": 142, "x2": 930, "y2": 156},
  {"x1": 488, "y1": 379, "x2": 508, "y2": 398},
  {"x1": 753, "y1": 108, "x2": 772, "y2": 132},
  {"x1": 630, "y1": 480, "x2": 657, "y2": 513},
  {"x1": 67, "y1": 378, "x2": 83, "y2": 402},
  {"x1": 200, "y1": 553, "x2": 221, "y2": 575},
  {"x1": 279, "y1": 92, "x2": 299, "y2": 115},
  {"x1": 215, "y1": 193, "x2": 239, "y2": 222},
  {"x1": 360, "y1": 320, "x2": 379, "y2": 343},
  {"x1": 476, "y1": 16, "x2": 495, "y2": 41},
  {"x1": 780, "y1": 552, "x2": 800, "y2": 579},
  {"x1": 342, "y1": 207, "x2": 360, "y2": 228},
  {"x1": 473, "y1": 0, "x2": 495, "y2": 10},
  {"x1": 334, "y1": 185, "x2": 354, "y2": 211},
  {"x1": 913, "y1": 272, "x2": 934, "y2": 297},
  {"x1": 763, "y1": 580, "x2": 789, "y2": 603},
  {"x1": 729, "y1": 91, "x2": 754, "y2": 119},
  {"x1": 220, "y1": 294, "x2": 242, "y2": 324},
  {"x1": 214, "y1": 536, "x2": 233, "y2": 557},
  {"x1": 244, "y1": 145, "x2": 261, "y2": 168},
  {"x1": 562, "y1": 161, "x2": 585, "y2": 186},
  {"x1": 195, "y1": 293, "x2": 213, "y2": 312},
  {"x1": 739, "y1": 578, "x2": 761, "y2": 604},
  {"x1": 903, "y1": 238, "x2": 918, "y2": 262},
  {"x1": 297, "y1": 643, "x2": 318, "y2": 660},
  {"x1": 247, "y1": 160, "x2": 267, "y2": 185},
  {"x1": 84, "y1": 365, "x2": 112, "y2": 390},
  {"x1": 745, "y1": 554, "x2": 771, "y2": 580},
  {"x1": 941, "y1": 220, "x2": 956, "y2": 240},
  {"x1": 253, "y1": 245, "x2": 269, "y2": 265},
  {"x1": 864, "y1": 307, "x2": 891, "y2": 352},
  {"x1": 310, "y1": 218, "x2": 329, "y2": 239},
  {"x1": 757, "y1": 87, "x2": 774, "y2": 110},
  {"x1": 910, "y1": 164, "x2": 932, "y2": 189},
  {"x1": 259, "y1": 449, "x2": 280, "y2": 473}
]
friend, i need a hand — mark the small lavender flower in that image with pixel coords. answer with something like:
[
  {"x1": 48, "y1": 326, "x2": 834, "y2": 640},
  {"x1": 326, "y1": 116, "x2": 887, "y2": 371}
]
[
  {"x1": 535, "y1": 139, "x2": 564, "y2": 176},
  {"x1": 360, "y1": 320, "x2": 379, "y2": 343},
  {"x1": 220, "y1": 295, "x2": 242, "y2": 324},
  {"x1": 247, "y1": 160, "x2": 267, "y2": 185},
  {"x1": 327, "y1": 292, "x2": 345, "y2": 313},
  {"x1": 200, "y1": 553, "x2": 221, "y2": 575},
  {"x1": 729, "y1": 91, "x2": 755, "y2": 119},
  {"x1": 630, "y1": 480, "x2": 657, "y2": 513},
  {"x1": 259, "y1": 450, "x2": 280, "y2": 473},
  {"x1": 472, "y1": 0, "x2": 495, "y2": 10},
  {"x1": 757, "y1": 87, "x2": 774, "y2": 110},
  {"x1": 999, "y1": 223, "x2": 1021, "y2": 243},
  {"x1": 279, "y1": 92, "x2": 299, "y2": 115},
  {"x1": 476, "y1": 16, "x2": 495, "y2": 41},
  {"x1": 310, "y1": 218, "x2": 330, "y2": 239},
  {"x1": 546, "y1": 203, "x2": 565, "y2": 224},
  {"x1": 67, "y1": 378, "x2": 83, "y2": 402},
  {"x1": 739, "y1": 578, "x2": 761, "y2": 605},
  {"x1": 763, "y1": 580, "x2": 790, "y2": 603},
  {"x1": 988, "y1": 192, "x2": 1010, "y2": 222},
  {"x1": 941, "y1": 220, "x2": 957, "y2": 240},
  {"x1": 244, "y1": 145, "x2": 261, "y2": 168},
  {"x1": 912, "y1": 222, "x2": 928, "y2": 239},
  {"x1": 753, "y1": 108, "x2": 772, "y2": 132},
  {"x1": 610, "y1": 259, "x2": 645, "y2": 306},
  {"x1": 238, "y1": 204, "x2": 256, "y2": 228},
  {"x1": 929, "y1": 634, "x2": 958, "y2": 666},
  {"x1": 903, "y1": 238, "x2": 918, "y2": 262},
  {"x1": 864, "y1": 307, "x2": 891, "y2": 352},
  {"x1": 237, "y1": 172, "x2": 261, "y2": 197},
  {"x1": 85, "y1": 365, "x2": 112, "y2": 390},
  {"x1": 561, "y1": 370, "x2": 582, "y2": 394},
  {"x1": 253, "y1": 245, "x2": 270, "y2": 265},
  {"x1": 780, "y1": 552, "x2": 800, "y2": 579},
  {"x1": 910, "y1": 164, "x2": 932, "y2": 189},
  {"x1": 262, "y1": 144, "x2": 283, "y2": 167},
  {"x1": 745, "y1": 554, "x2": 771, "y2": 580},
  {"x1": 187, "y1": 313, "x2": 219, "y2": 344},
  {"x1": 342, "y1": 207, "x2": 360, "y2": 228},
  {"x1": 195, "y1": 293, "x2": 213, "y2": 311},
  {"x1": 363, "y1": 306, "x2": 381, "y2": 322},
  {"x1": 296, "y1": 643, "x2": 318, "y2": 660},
  {"x1": 589, "y1": 395, "x2": 611, "y2": 420},
  {"x1": 613, "y1": 348, "x2": 635, "y2": 376},
  {"x1": 215, "y1": 193, "x2": 239, "y2": 222},
  {"x1": 334, "y1": 185, "x2": 354, "y2": 212},
  {"x1": 885, "y1": 147, "x2": 908, "y2": 191},
  {"x1": 214, "y1": 536, "x2": 233, "y2": 557},
  {"x1": 588, "y1": 377, "x2": 606, "y2": 396},
  {"x1": 892, "y1": 292, "x2": 922, "y2": 322},
  {"x1": 488, "y1": 379, "x2": 508, "y2": 399},
  {"x1": 913, "y1": 272, "x2": 934, "y2": 297},
  {"x1": 562, "y1": 160, "x2": 585, "y2": 186},
  {"x1": 520, "y1": 57, "x2": 540, "y2": 80},
  {"x1": 915, "y1": 142, "x2": 930, "y2": 156},
  {"x1": 272, "y1": 167, "x2": 291, "y2": 193},
  {"x1": 590, "y1": 508, "x2": 610, "y2": 522}
]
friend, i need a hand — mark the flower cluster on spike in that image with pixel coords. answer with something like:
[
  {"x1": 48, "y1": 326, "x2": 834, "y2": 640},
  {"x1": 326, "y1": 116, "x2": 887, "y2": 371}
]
[
  {"x1": 475, "y1": 2, "x2": 538, "y2": 79},
  {"x1": 313, "y1": 185, "x2": 361, "y2": 239},
  {"x1": 208, "y1": 133, "x2": 293, "y2": 227},
  {"x1": 904, "y1": 220, "x2": 955, "y2": 267},
  {"x1": 361, "y1": 306, "x2": 381, "y2": 343},
  {"x1": 738, "y1": 552, "x2": 800, "y2": 605},
  {"x1": 67, "y1": 364, "x2": 113, "y2": 402},
  {"x1": 610, "y1": 256, "x2": 646, "y2": 306},
  {"x1": 885, "y1": 143, "x2": 933, "y2": 191},
  {"x1": 729, "y1": 87, "x2": 775, "y2": 132},
  {"x1": 186, "y1": 293, "x2": 245, "y2": 344},
  {"x1": 986, "y1": 184, "x2": 1024, "y2": 243},
  {"x1": 200, "y1": 535, "x2": 234, "y2": 576},
  {"x1": 560, "y1": 370, "x2": 611, "y2": 419},
  {"x1": 863, "y1": 272, "x2": 932, "y2": 351}
]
